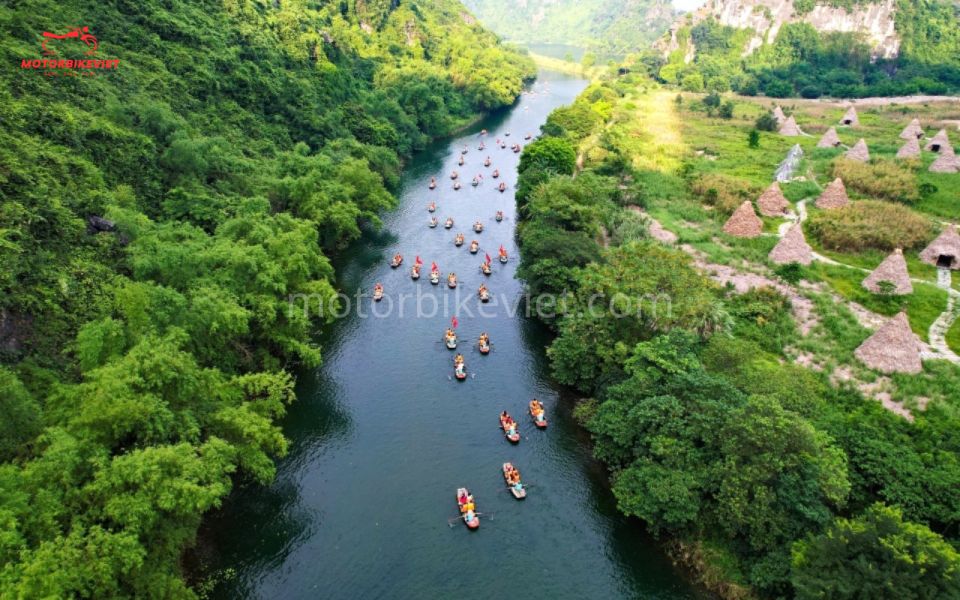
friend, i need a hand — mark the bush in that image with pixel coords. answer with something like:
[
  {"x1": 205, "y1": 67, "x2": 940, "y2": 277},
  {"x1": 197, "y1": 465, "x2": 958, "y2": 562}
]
[
  {"x1": 807, "y1": 200, "x2": 934, "y2": 252},
  {"x1": 832, "y1": 159, "x2": 919, "y2": 203},
  {"x1": 718, "y1": 101, "x2": 735, "y2": 119},
  {"x1": 691, "y1": 173, "x2": 760, "y2": 213},
  {"x1": 682, "y1": 72, "x2": 705, "y2": 92},
  {"x1": 755, "y1": 112, "x2": 778, "y2": 131}
]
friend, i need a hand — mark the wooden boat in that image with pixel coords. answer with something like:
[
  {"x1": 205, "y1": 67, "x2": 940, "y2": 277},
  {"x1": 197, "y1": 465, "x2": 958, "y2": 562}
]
[
  {"x1": 473, "y1": 222, "x2": 483, "y2": 233},
  {"x1": 478, "y1": 285, "x2": 490, "y2": 303},
  {"x1": 427, "y1": 202, "x2": 436, "y2": 212},
  {"x1": 411, "y1": 265, "x2": 420, "y2": 280},
  {"x1": 500, "y1": 142, "x2": 506, "y2": 149},
  {"x1": 372, "y1": 284, "x2": 384, "y2": 302},
  {"x1": 429, "y1": 178, "x2": 436, "y2": 190},
  {"x1": 504, "y1": 132, "x2": 511, "y2": 137},
  {"x1": 453, "y1": 181, "x2": 461, "y2": 190},
  {"x1": 428, "y1": 217, "x2": 438, "y2": 228},
  {"x1": 458, "y1": 156, "x2": 464, "y2": 166},
  {"x1": 478, "y1": 334, "x2": 490, "y2": 354},
  {"x1": 484, "y1": 157, "x2": 491, "y2": 167},
  {"x1": 450, "y1": 171, "x2": 458, "y2": 180},
  {"x1": 461, "y1": 146, "x2": 468, "y2": 155},
  {"x1": 524, "y1": 133, "x2": 532, "y2": 140},
  {"x1": 492, "y1": 169, "x2": 499, "y2": 179},
  {"x1": 469, "y1": 240, "x2": 479, "y2": 254},
  {"x1": 445, "y1": 330, "x2": 457, "y2": 350},
  {"x1": 495, "y1": 211, "x2": 503, "y2": 222},
  {"x1": 447, "y1": 273, "x2": 457, "y2": 289},
  {"x1": 430, "y1": 270, "x2": 440, "y2": 285},
  {"x1": 478, "y1": 142, "x2": 485, "y2": 150},
  {"x1": 500, "y1": 413, "x2": 520, "y2": 443},
  {"x1": 498, "y1": 247, "x2": 508, "y2": 263},
  {"x1": 444, "y1": 217, "x2": 454, "y2": 229},
  {"x1": 390, "y1": 254, "x2": 403, "y2": 268},
  {"x1": 454, "y1": 354, "x2": 466, "y2": 380},
  {"x1": 498, "y1": 182, "x2": 506, "y2": 193},
  {"x1": 456, "y1": 488, "x2": 479, "y2": 529},
  {"x1": 480, "y1": 261, "x2": 491, "y2": 275},
  {"x1": 471, "y1": 177, "x2": 480, "y2": 187},
  {"x1": 512, "y1": 145, "x2": 520, "y2": 154},
  {"x1": 454, "y1": 233, "x2": 464, "y2": 247},
  {"x1": 529, "y1": 399, "x2": 547, "y2": 429},
  {"x1": 502, "y1": 463, "x2": 526, "y2": 499}
]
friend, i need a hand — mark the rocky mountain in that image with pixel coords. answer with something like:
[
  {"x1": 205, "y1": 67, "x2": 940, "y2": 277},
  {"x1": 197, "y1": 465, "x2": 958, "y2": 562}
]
[{"x1": 461, "y1": 0, "x2": 676, "y2": 55}]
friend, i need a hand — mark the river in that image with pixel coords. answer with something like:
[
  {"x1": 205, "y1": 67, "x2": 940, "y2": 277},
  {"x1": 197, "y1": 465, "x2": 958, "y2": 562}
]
[{"x1": 194, "y1": 71, "x2": 705, "y2": 600}]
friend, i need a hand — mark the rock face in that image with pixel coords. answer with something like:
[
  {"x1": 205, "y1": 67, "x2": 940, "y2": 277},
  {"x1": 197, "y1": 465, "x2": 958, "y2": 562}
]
[
  {"x1": 769, "y1": 224, "x2": 812, "y2": 265},
  {"x1": 723, "y1": 200, "x2": 763, "y2": 238},
  {"x1": 660, "y1": 0, "x2": 900, "y2": 61},
  {"x1": 854, "y1": 312, "x2": 922, "y2": 374},
  {"x1": 862, "y1": 248, "x2": 912, "y2": 295},
  {"x1": 815, "y1": 178, "x2": 849, "y2": 209}
]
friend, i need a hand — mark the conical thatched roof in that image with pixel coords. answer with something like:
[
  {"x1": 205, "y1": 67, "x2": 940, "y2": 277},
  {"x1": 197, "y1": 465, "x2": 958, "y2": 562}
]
[
  {"x1": 773, "y1": 105, "x2": 786, "y2": 125},
  {"x1": 817, "y1": 127, "x2": 841, "y2": 148},
  {"x1": 845, "y1": 138, "x2": 870, "y2": 162},
  {"x1": 779, "y1": 115, "x2": 801, "y2": 136},
  {"x1": 769, "y1": 224, "x2": 812, "y2": 265},
  {"x1": 815, "y1": 178, "x2": 850, "y2": 209},
  {"x1": 925, "y1": 129, "x2": 950, "y2": 152},
  {"x1": 841, "y1": 107, "x2": 859, "y2": 126},
  {"x1": 929, "y1": 147, "x2": 959, "y2": 174},
  {"x1": 722, "y1": 201, "x2": 763, "y2": 238},
  {"x1": 899, "y1": 118, "x2": 923, "y2": 140},
  {"x1": 854, "y1": 312, "x2": 922, "y2": 374},
  {"x1": 862, "y1": 249, "x2": 913, "y2": 295},
  {"x1": 896, "y1": 137, "x2": 921, "y2": 159},
  {"x1": 920, "y1": 224, "x2": 960, "y2": 269},
  {"x1": 757, "y1": 182, "x2": 790, "y2": 216}
]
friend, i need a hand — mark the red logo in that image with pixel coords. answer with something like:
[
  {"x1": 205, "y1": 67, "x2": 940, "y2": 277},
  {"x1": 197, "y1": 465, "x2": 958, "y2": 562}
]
[
  {"x1": 42, "y1": 26, "x2": 98, "y2": 55},
  {"x1": 20, "y1": 26, "x2": 118, "y2": 76}
]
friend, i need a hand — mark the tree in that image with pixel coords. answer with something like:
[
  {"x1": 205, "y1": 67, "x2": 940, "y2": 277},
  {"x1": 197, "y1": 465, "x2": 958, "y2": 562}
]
[
  {"x1": 681, "y1": 72, "x2": 705, "y2": 92},
  {"x1": 792, "y1": 504, "x2": 960, "y2": 600},
  {"x1": 718, "y1": 101, "x2": 735, "y2": 119},
  {"x1": 518, "y1": 137, "x2": 577, "y2": 177},
  {"x1": 748, "y1": 129, "x2": 760, "y2": 148}
]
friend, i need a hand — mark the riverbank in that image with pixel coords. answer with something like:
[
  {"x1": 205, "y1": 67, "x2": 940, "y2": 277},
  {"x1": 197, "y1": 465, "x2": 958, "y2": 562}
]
[{"x1": 529, "y1": 53, "x2": 606, "y2": 79}]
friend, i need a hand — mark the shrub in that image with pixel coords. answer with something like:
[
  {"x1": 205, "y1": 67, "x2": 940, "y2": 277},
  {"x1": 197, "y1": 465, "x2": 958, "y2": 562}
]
[
  {"x1": 755, "y1": 112, "x2": 778, "y2": 131},
  {"x1": 691, "y1": 173, "x2": 760, "y2": 213},
  {"x1": 718, "y1": 101, "x2": 735, "y2": 119},
  {"x1": 682, "y1": 72, "x2": 705, "y2": 92},
  {"x1": 807, "y1": 200, "x2": 934, "y2": 252},
  {"x1": 832, "y1": 158, "x2": 919, "y2": 203}
]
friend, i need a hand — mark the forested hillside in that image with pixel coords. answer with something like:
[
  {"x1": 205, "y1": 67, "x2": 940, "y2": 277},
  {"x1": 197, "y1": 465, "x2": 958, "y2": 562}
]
[
  {"x1": 644, "y1": 0, "x2": 960, "y2": 98},
  {"x1": 461, "y1": 0, "x2": 675, "y2": 56},
  {"x1": 0, "y1": 0, "x2": 532, "y2": 595}
]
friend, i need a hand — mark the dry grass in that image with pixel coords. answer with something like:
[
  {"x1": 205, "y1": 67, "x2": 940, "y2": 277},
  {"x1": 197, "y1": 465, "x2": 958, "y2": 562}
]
[{"x1": 807, "y1": 200, "x2": 935, "y2": 252}]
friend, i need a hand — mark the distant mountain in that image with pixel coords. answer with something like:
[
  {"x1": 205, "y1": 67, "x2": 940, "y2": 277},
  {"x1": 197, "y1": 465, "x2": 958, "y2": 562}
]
[
  {"x1": 461, "y1": 0, "x2": 677, "y2": 56},
  {"x1": 646, "y1": 0, "x2": 960, "y2": 98}
]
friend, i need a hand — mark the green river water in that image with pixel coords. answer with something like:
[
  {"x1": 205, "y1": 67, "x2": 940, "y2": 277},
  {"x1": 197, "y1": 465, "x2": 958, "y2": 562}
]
[{"x1": 194, "y1": 71, "x2": 707, "y2": 600}]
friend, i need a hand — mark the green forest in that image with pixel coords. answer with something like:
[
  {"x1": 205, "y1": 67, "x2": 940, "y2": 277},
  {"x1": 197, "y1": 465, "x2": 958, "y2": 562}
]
[
  {"x1": 515, "y1": 74, "x2": 960, "y2": 598},
  {"x1": 0, "y1": 0, "x2": 533, "y2": 595},
  {"x1": 644, "y1": 0, "x2": 960, "y2": 98}
]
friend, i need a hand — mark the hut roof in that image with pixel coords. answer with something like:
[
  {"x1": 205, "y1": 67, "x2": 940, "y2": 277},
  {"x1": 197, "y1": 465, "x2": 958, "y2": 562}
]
[
  {"x1": 817, "y1": 127, "x2": 841, "y2": 149},
  {"x1": 841, "y1": 107, "x2": 859, "y2": 126},
  {"x1": 899, "y1": 118, "x2": 923, "y2": 140},
  {"x1": 854, "y1": 312, "x2": 923, "y2": 374},
  {"x1": 925, "y1": 129, "x2": 950, "y2": 152},
  {"x1": 757, "y1": 182, "x2": 790, "y2": 216},
  {"x1": 896, "y1": 137, "x2": 921, "y2": 159},
  {"x1": 862, "y1": 249, "x2": 913, "y2": 295},
  {"x1": 722, "y1": 201, "x2": 763, "y2": 238},
  {"x1": 920, "y1": 224, "x2": 960, "y2": 269},
  {"x1": 929, "y1": 147, "x2": 959, "y2": 174},
  {"x1": 772, "y1": 105, "x2": 786, "y2": 125},
  {"x1": 815, "y1": 178, "x2": 850, "y2": 209},
  {"x1": 845, "y1": 138, "x2": 870, "y2": 162},
  {"x1": 779, "y1": 115, "x2": 802, "y2": 136},
  {"x1": 769, "y1": 224, "x2": 812, "y2": 265}
]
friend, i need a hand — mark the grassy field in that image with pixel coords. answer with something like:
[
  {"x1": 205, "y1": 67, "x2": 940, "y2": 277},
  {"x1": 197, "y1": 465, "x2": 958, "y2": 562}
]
[{"x1": 529, "y1": 53, "x2": 607, "y2": 79}]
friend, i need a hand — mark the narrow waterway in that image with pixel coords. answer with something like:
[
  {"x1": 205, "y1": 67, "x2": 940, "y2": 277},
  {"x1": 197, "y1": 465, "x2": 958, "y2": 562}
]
[{"x1": 196, "y1": 72, "x2": 705, "y2": 599}]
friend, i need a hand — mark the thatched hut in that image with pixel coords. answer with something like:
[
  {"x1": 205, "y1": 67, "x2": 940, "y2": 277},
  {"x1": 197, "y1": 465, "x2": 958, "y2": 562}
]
[
  {"x1": 772, "y1": 105, "x2": 787, "y2": 125},
  {"x1": 919, "y1": 224, "x2": 960, "y2": 269},
  {"x1": 854, "y1": 312, "x2": 922, "y2": 374},
  {"x1": 840, "y1": 107, "x2": 859, "y2": 126},
  {"x1": 769, "y1": 224, "x2": 813, "y2": 265},
  {"x1": 929, "y1": 147, "x2": 959, "y2": 174},
  {"x1": 862, "y1": 249, "x2": 913, "y2": 295},
  {"x1": 925, "y1": 129, "x2": 950, "y2": 152},
  {"x1": 779, "y1": 115, "x2": 802, "y2": 137},
  {"x1": 899, "y1": 118, "x2": 923, "y2": 140},
  {"x1": 757, "y1": 182, "x2": 790, "y2": 217},
  {"x1": 845, "y1": 138, "x2": 870, "y2": 162},
  {"x1": 815, "y1": 178, "x2": 850, "y2": 209},
  {"x1": 722, "y1": 201, "x2": 763, "y2": 238},
  {"x1": 896, "y1": 137, "x2": 921, "y2": 159},
  {"x1": 817, "y1": 127, "x2": 841, "y2": 149}
]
